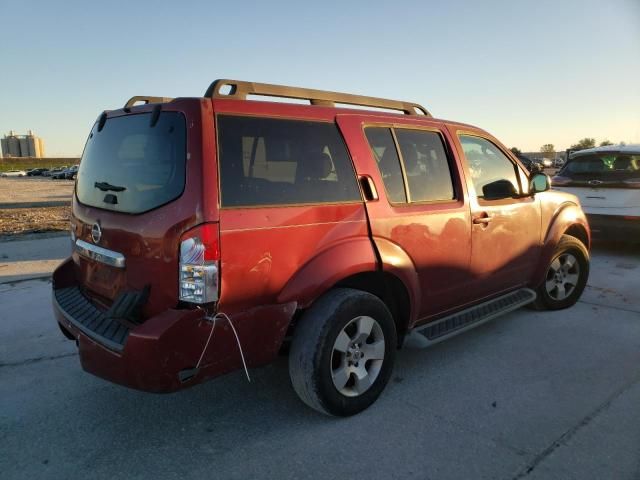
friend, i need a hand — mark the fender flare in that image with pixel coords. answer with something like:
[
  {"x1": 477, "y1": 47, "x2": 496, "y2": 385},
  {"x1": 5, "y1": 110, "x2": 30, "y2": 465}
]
[
  {"x1": 532, "y1": 201, "x2": 590, "y2": 285},
  {"x1": 277, "y1": 237, "x2": 378, "y2": 308}
]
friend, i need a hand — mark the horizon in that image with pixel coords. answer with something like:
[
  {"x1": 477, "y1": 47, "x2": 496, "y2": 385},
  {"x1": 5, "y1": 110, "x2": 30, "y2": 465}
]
[{"x1": 0, "y1": 0, "x2": 638, "y2": 157}]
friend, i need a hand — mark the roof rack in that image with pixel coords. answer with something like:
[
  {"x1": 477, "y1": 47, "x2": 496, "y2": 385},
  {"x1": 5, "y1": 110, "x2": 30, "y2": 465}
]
[
  {"x1": 204, "y1": 79, "x2": 430, "y2": 116},
  {"x1": 124, "y1": 96, "x2": 174, "y2": 108}
]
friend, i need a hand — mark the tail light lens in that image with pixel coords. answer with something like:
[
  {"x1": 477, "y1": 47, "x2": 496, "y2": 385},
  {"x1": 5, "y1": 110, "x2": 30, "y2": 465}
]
[
  {"x1": 179, "y1": 223, "x2": 220, "y2": 304},
  {"x1": 551, "y1": 175, "x2": 571, "y2": 186}
]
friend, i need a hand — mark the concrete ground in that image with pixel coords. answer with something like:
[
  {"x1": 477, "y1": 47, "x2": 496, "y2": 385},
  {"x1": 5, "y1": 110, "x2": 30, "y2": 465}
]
[
  {"x1": 0, "y1": 234, "x2": 69, "y2": 283},
  {"x1": 0, "y1": 238, "x2": 639, "y2": 480}
]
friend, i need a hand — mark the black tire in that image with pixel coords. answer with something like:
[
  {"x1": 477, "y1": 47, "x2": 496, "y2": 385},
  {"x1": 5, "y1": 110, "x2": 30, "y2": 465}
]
[
  {"x1": 288, "y1": 288, "x2": 397, "y2": 416},
  {"x1": 531, "y1": 234, "x2": 589, "y2": 310}
]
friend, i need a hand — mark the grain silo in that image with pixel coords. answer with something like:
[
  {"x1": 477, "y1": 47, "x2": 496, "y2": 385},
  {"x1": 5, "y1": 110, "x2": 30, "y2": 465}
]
[
  {"x1": 0, "y1": 137, "x2": 8, "y2": 157},
  {"x1": 27, "y1": 130, "x2": 42, "y2": 157},
  {"x1": 7, "y1": 132, "x2": 21, "y2": 157},
  {"x1": 19, "y1": 137, "x2": 29, "y2": 157},
  {"x1": 1, "y1": 130, "x2": 45, "y2": 157}
]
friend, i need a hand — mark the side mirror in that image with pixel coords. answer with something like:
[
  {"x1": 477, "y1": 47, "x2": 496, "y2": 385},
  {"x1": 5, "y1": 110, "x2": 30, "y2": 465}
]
[
  {"x1": 482, "y1": 179, "x2": 518, "y2": 199},
  {"x1": 530, "y1": 173, "x2": 551, "y2": 194}
]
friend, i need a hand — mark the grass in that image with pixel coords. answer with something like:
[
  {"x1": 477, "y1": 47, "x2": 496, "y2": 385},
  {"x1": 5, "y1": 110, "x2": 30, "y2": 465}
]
[{"x1": 0, "y1": 158, "x2": 80, "y2": 172}]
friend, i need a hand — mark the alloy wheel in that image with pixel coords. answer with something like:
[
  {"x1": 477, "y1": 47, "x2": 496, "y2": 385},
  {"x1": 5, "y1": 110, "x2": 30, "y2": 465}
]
[{"x1": 545, "y1": 253, "x2": 581, "y2": 301}]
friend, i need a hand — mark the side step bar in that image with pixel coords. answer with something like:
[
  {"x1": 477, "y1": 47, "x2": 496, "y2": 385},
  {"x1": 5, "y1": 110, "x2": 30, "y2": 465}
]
[{"x1": 410, "y1": 288, "x2": 536, "y2": 346}]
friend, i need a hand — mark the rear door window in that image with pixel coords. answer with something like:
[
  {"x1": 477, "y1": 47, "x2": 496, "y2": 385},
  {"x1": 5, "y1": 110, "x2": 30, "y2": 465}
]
[
  {"x1": 76, "y1": 112, "x2": 186, "y2": 214},
  {"x1": 395, "y1": 129, "x2": 455, "y2": 202},
  {"x1": 217, "y1": 116, "x2": 361, "y2": 207},
  {"x1": 364, "y1": 127, "x2": 407, "y2": 203}
]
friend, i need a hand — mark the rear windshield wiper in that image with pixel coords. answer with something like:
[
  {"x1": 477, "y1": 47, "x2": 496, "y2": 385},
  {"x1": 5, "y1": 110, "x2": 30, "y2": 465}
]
[{"x1": 94, "y1": 181, "x2": 126, "y2": 192}]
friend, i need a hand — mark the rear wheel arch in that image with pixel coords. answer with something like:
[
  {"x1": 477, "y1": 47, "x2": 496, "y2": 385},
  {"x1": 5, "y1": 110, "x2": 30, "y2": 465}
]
[
  {"x1": 276, "y1": 237, "x2": 378, "y2": 308},
  {"x1": 334, "y1": 271, "x2": 411, "y2": 347}
]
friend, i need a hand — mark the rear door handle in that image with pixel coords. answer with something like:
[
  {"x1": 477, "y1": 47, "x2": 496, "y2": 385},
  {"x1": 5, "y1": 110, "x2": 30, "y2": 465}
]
[
  {"x1": 358, "y1": 175, "x2": 379, "y2": 201},
  {"x1": 472, "y1": 214, "x2": 491, "y2": 225}
]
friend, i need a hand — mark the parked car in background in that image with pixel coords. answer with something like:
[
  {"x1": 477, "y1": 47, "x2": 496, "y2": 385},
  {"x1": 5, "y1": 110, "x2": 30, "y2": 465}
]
[
  {"x1": 553, "y1": 144, "x2": 640, "y2": 238},
  {"x1": 542, "y1": 158, "x2": 554, "y2": 168},
  {"x1": 43, "y1": 167, "x2": 65, "y2": 177},
  {"x1": 554, "y1": 158, "x2": 565, "y2": 168},
  {"x1": 52, "y1": 79, "x2": 591, "y2": 416},
  {"x1": 64, "y1": 165, "x2": 79, "y2": 179},
  {"x1": 517, "y1": 155, "x2": 543, "y2": 174},
  {"x1": 50, "y1": 167, "x2": 70, "y2": 179},
  {"x1": 1, "y1": 170, "x2": 27, "y2": 177},
  {"x1": 27, "y1": 168, "x2": 48, "y2": 176}
]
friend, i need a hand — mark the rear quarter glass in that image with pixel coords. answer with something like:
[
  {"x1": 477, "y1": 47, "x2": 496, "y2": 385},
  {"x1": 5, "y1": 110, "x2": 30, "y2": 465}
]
[
  {"x1": 76, "y1": 112, "x2": 186, "y2": 214},
  {"x1": 216, "y1": 115, "x2": 361, "y2": 207}
]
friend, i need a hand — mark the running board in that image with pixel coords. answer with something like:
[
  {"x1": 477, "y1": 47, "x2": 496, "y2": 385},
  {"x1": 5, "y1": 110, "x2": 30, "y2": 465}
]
[{"x1": 410, "y1": 288, "x2": 536, "y2": 346}]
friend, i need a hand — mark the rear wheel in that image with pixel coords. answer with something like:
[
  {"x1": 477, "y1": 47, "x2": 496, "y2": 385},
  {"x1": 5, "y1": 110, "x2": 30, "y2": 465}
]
[
  {"x1": 531, "y1": 234, "x2": 589, "y2": 310},
  {"x1": 289, "y1": 288, "x2": 397, "y2": 416}
]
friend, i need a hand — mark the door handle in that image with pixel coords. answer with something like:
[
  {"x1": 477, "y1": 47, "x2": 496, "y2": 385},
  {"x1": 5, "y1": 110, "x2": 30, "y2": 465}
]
[
  {"x1": 358, "y1": 175, "x2": 379, "y2": 201},
  {"x1": 472, "y1": 214, "x2": 491, "y2": 225}
]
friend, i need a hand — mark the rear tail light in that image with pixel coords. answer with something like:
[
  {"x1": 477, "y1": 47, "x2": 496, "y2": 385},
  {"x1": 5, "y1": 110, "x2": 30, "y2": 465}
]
[
  {"x1": 551, "y1": 175, "x2": 571, "y2": 186},
  {"x1": 179, "y1": 223, "x2": 220, "y2": 304},
  {"x1": 623, "y1": 178, "x2": 640, "y2": 188}
]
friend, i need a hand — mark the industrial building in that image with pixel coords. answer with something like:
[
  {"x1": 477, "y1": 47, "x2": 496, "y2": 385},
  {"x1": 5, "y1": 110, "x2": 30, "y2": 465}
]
[{"x1": 1, "y1": 130, "x2": 45, "y2": 158}]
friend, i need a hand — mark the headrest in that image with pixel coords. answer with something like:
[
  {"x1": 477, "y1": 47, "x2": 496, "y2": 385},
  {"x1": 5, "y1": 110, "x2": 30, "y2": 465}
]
[
  {"x1": 298, "y1": 152, "x2": 332, "y2": 181},
  {"x1": 613, "y1": 156, "x2": 631, "y2": 170}
]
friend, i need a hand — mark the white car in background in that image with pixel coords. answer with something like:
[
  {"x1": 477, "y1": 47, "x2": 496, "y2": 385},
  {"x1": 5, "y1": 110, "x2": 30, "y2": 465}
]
[
  {"x1": 542, "y1": 158, "x2": 554, "y2": 168},
  {"x1": 552, "y1": 144, "x2": 640, "y2": 238},
  {"x1": 1, "y1": 170, "x2": 27, "y2": 177}
]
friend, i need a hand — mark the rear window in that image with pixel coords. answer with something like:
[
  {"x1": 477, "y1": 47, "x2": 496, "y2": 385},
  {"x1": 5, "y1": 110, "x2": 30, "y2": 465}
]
[
  {"x1": 561, "y1": 153, "x2": 640, "y2": 179},
  {"x1": 76, "y1": 112, "x2": 186, "y2": 214},
  {"x1": 217, "y1": 115, "x2": 361, "y2": 207}
]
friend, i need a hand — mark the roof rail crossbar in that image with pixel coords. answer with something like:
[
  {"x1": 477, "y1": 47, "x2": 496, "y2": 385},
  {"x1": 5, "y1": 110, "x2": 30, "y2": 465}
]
[
  {"x1": 124, "y1": 96, "x2": 174, "y2": 108},
  {"x1": 205, "y1": 79, "x2": 431, "y2": 116}
]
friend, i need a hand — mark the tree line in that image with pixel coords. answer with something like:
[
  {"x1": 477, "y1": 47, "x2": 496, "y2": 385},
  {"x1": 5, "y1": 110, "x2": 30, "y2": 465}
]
[{"x1": 510, "y1": 138, "x2": 627, "y2": 159}]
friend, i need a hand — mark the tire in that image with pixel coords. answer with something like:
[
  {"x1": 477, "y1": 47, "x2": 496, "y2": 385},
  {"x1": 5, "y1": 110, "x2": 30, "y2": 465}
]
[
  {"x1": 531, "y1": 234, "x2": 589, "y2": 310},
  {"x1": 289, "y1": 288, "x2": 397, "y2": 416}
]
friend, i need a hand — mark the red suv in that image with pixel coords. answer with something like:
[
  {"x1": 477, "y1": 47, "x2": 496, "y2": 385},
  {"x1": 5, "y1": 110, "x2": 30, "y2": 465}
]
[{"x1": 53, "y1": 79, "x2": 590, "y2": 416}]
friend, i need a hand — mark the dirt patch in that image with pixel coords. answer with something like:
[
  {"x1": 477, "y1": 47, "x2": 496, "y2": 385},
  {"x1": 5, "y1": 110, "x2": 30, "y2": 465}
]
[
  {"x1": 0, "y1": 206, "x2": 70, "y2": 238},
  {"x1": 0, "y1": 177, "x2": 74, "y2": 207}
]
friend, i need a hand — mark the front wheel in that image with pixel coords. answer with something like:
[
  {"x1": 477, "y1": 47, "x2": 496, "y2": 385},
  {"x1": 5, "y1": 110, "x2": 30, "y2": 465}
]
[
  {"x1": 289, "y1": 288, "x2": 397, "y2": 416},
  {"x1": 531, "y1": 234, "x2": 589, "y2": 310}
]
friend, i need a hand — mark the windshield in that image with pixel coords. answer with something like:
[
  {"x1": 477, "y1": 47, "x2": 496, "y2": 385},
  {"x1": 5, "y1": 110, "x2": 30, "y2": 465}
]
[
  {"x1": 560, "y1": 153, "x2": 640, "y2": 180},
  {"x1": 76, "y1": 112, "x2": 186, "y2": 213}
]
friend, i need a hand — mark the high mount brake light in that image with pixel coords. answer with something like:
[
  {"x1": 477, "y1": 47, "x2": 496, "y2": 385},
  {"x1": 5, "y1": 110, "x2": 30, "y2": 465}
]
[{"x1": 179, "y1": 224, "x2": 219, "y2": 304}]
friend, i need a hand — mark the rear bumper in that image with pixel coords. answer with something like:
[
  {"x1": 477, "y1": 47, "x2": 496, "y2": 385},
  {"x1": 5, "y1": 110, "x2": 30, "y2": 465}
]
[
  {"x1": 587, "y1": 214, "x2": 640, "y2": 239},
  {"x1": 52, "y1": 258, "x2": 294, "y2": 392}
]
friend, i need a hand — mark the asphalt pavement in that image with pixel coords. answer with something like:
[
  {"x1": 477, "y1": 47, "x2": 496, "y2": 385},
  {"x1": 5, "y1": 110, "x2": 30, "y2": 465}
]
[{"x1": 0, "y1": 239, "x2": 639, "y2": 479}]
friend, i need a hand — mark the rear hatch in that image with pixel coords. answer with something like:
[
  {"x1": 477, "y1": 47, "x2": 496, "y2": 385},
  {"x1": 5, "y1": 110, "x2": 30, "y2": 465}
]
[
  {"x1": 70, "y1": 99, "x2": 212, "y2": 318},
  {"x1": 553, "y1": 151, "x2": 640, "y2": 210}
]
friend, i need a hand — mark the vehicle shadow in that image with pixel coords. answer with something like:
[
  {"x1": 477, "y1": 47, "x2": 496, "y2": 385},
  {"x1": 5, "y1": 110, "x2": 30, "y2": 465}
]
[{"x1": 591, "y1": 239, "x2": 640, "y2": 256}]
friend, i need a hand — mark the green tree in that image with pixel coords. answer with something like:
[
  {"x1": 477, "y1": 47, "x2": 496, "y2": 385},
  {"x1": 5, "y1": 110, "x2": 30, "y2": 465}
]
[
  {"x1": 570, "y1": 138, "x2": 596, "y2": 151},
  {"x1": 599, "y1": 139, "x2": 613, "y2": 146},
  {"x1": 510, "y1": 147, "x2": 522, "y2": 156},
  {"x1": 540, "y1": 144, "x2": 555, "y2": 158}
]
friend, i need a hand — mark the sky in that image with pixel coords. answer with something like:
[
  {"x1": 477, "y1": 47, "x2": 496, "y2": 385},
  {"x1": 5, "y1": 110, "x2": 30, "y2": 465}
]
[{"x1": 0, "y1": 0, "x2": 639, "y2": 157}]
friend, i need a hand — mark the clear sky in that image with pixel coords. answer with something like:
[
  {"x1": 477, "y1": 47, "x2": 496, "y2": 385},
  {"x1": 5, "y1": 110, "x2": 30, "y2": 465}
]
[{"x1": 1, "y1": 0, "x2": 638, "y2": 156}]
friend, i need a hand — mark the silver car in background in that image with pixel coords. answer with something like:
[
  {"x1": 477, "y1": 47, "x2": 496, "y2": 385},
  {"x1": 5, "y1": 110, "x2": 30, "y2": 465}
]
[{"x1": 552, "y1": 144, "x2": 640, "y2": 238}]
